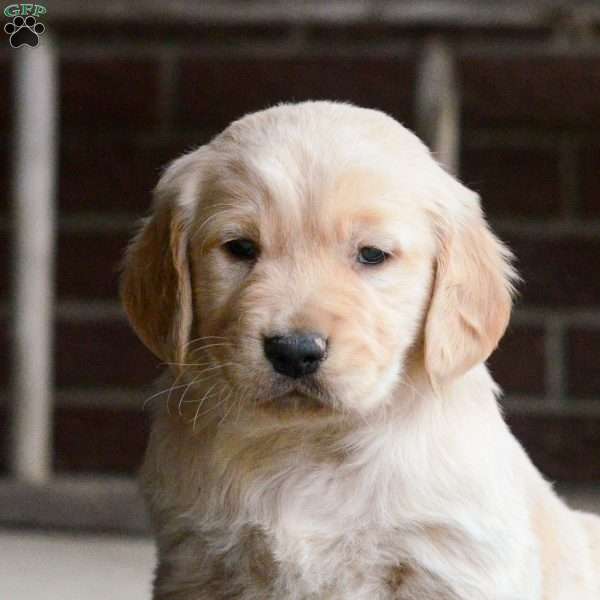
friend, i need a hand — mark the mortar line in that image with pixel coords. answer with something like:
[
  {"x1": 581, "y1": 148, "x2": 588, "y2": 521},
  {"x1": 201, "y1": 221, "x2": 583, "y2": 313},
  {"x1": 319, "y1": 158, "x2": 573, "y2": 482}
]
[
  {"x1": 559, "y1": 133, "x2": 581, "y2": 220},
  {"x1": 157, "y1": 48, "x2": 179, "y2": 136},
  {"x1": 544, "y1": 317, "x2": 567, "y2": 408}
]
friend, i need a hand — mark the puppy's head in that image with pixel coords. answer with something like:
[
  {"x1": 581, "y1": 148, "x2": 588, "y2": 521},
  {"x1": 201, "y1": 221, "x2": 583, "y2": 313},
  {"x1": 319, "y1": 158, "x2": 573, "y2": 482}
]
[{"x1": 122, "y1": 102, "x2": 516, "y2": 420}]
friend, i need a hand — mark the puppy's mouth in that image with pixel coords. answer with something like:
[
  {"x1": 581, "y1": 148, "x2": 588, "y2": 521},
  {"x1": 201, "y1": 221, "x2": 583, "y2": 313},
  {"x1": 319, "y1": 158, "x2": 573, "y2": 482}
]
[{"x1": 259, "y1": 377, "x2": 332, "y2": 412}]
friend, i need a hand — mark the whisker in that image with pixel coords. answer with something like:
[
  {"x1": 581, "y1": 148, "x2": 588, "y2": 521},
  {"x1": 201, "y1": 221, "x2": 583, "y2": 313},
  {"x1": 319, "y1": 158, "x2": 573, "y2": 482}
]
[
  {"x1": 159, "y1": 344, "x2": 233, "y2": 369},
  {"x1": 177, "y1": 378, "x2": 196, "y2": 416},
  {"x1": 193, "y1": 400, "x2": 227, "y2": 431},
  {"x1": 144, "y1": 362, "x2": 230, "y2": 412},
  {"x1": 164, "y1": 362, "x2": 236, "y2": 378},
  {"x1": 235, "y1": 386, "x2": 248, "y2": 423},
  {"x1": 191, "y1": 382, "x2": 220, "y2": 431},
  {"x1": 177, "y1": 372, "x2": 221, "y2": 415},
  {"x1": 164, "y1": 358, "x2": 230, "y2": 369},
  {"x1": 192, "y1": 384, "x2": 224, "y2": 432},
  {"x1": 218, "y1": 389, "x2": 236, "y2": 425},
  {"x1": 187, "y1": 341, "x2": 233, "y2": 352},
  {"x1": 186, "y1": 342, "x2": 235, "y2": 357},
  {"x1": 184, "y1": 335, "x2": 228, "y2": 349},
  {"x1": 165, "y1": 367, "x2": 191, "y2": 416},
  {"x1": 143, "y1": 379, "x2": 190, "y2": 411},
  {"x1": 167, "y1": 366, "x2": 224, "y2": 413}
]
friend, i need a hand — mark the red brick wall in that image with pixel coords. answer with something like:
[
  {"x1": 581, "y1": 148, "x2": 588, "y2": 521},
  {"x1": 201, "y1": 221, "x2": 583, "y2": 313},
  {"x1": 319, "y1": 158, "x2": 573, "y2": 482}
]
[{"x1": 1, "y1": 19, "x2": 599, "y2": 480}]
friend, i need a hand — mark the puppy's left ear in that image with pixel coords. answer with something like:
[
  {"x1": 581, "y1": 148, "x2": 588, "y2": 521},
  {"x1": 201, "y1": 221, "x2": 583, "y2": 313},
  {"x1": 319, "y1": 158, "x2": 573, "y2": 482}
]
[
  {"x1": 121, "y1": 151, "x2": 203, "y2": 366},
  {"x1": 424, "y1": 187, "x2": 517, "y2": 381}
]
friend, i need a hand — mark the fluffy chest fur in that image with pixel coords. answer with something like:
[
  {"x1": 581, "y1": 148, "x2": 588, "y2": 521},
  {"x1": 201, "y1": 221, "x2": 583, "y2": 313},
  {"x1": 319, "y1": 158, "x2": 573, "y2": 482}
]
[{"x1": 143, "y1": 370, "x2": 540, "y2": 600}]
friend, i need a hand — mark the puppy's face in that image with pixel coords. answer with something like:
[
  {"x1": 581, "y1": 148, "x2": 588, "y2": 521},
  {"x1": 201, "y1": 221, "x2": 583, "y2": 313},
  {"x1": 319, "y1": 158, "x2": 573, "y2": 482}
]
[
  {"x1": 122, "y1": 102, "x2": 515, "y2": 420},
  {"x1": 193, "y1": 160, "x2": 435, "y2": 416}
]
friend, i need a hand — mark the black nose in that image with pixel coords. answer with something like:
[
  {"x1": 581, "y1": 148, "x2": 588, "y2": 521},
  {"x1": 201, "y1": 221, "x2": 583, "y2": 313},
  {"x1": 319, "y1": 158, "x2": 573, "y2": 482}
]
[{"x1": 263, "y1": 333, "x2": 327, "y2": 378}]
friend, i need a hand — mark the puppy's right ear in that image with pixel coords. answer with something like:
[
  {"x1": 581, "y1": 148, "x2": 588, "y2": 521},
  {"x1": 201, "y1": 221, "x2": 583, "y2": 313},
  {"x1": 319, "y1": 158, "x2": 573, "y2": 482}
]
[{"x1": 120, "y1": 151, "x2": 204, "y2": 365}]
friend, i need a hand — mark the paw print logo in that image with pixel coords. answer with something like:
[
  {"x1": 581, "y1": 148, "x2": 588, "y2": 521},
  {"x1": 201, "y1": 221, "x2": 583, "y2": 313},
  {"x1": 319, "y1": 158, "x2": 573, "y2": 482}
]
[{"x1": 4, "y1": 15, "x2": 45, "y2": 48}]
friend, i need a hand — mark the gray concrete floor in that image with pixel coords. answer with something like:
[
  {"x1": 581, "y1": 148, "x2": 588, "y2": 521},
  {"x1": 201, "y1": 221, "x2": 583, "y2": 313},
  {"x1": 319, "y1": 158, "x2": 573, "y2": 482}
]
[{"x1": 0, "y1": 529, "x2": 155, "y2": 600}]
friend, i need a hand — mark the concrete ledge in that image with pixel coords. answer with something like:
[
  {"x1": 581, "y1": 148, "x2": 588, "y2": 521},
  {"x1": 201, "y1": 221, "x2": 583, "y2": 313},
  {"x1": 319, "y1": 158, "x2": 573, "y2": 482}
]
[
  {"x1": 45, "y1": 0, "x2": 600, "y2": 27},
  {"x1": 0, "y1": 476, "x2": 149, "y2": 534}
]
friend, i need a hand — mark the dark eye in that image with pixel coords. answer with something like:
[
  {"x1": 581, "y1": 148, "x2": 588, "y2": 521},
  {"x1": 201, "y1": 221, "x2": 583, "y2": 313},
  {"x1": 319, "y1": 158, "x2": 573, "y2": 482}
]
[
  {"x1": 358, "y1": 246, "x2": 388, "y2": 265},
  {"x1": 224, "y1": 238, "x2": 258, "y2": 260}
]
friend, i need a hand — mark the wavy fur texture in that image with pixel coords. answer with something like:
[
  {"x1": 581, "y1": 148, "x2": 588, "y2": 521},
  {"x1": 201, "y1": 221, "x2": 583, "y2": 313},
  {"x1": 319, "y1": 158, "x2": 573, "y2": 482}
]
[{"x1": 121, "y1": 101, "x2": 600, "y2": 599}]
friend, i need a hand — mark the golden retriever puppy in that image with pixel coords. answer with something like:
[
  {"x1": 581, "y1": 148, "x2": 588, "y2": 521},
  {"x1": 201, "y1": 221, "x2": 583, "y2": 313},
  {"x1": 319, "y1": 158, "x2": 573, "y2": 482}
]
[{"x1": 121, "y1": 101, "x2": 600, "y2": 599}]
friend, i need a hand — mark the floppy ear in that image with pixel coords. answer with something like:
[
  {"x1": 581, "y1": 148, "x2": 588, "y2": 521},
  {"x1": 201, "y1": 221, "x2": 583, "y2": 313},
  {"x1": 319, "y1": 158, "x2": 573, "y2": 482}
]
[
  {"x1": 424, "y1": 197, "x2": 517, "y2": 381},
  {"x1": 120, "y1": 152, "x2": 202, "y2": 366}
]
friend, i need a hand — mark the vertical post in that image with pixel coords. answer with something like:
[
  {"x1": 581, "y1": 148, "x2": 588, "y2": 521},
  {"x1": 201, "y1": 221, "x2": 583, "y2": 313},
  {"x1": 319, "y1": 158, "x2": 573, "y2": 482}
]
[
  {"x1": 10, "y1": 35, "x2": 58, "y2": 484},
  {"x1": 415, "y1": 37, "x2": 460, "y2": 175}
]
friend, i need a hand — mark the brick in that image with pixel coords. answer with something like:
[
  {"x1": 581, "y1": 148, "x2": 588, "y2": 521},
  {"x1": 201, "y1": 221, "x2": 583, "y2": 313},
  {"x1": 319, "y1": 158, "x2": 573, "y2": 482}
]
[
  {"x1": 462, "y1": 144, "x2": 561, "y2": 218},
  {"x1": 177, "y1": 57, "x2": 415, "y2": 133},
  {"x1": 461, "y1": 57, "x2": 600, "y2": 129},
  {"x1": 0, "y1": 232, "x2": 8, "y2": 299},
  {"x1": 488, "y1": 324, "x2": 546, "y2": 396},
  {"x1": 57, "y1": 231, "x2": 130, "y2": 299},
  {"x1": 1, "y1": 229, "x2": 131, "y2": 304},
  {"x1": 0, "y1": 318, "x2": 8, "y2": 387},
  {"x1": 502, "y1": 235, "x2": 600, "y2": 308},
  {"x1": 59, "y1": 135, "x2": 198, "y2": 213},
  {"x1": 307, "y1": 24, "x2": 420, "y2": 43},
  {"x1": 0, "y1": 142, "x2": 8, "y2": 214},
  {"x1": 55, "y1": 319, "x2": 160, "y2": 387},
  {"x1": 567, "y1": 328, "x2": 600, "y2": 398},
  {"x1": 60, "y1": 59, "x2": 160, "y2": 130},
  {"x1": 0, "y1": 407, "x2": 148, "y2": 474},
  {"x1": 54, "y1": 21, "x2": 291, "y2": 44},
  {"x1": 308, "y1": 24, "x2": 550, "y2": 44},
  {"x1": 0, "y1": 394, "x2": 153, "y2": 475},
  {"x1": 579, "y1": 143, "x2": 600, "y2": 217},
  {"x1": 507, "y1": 413, "x2": 600, "y2": 482},
  {"x1": 0, "y1": 408, "x2": 6, "y2": 474},
  {"x1": 53, "y1": 408, "x2": 149, "y2": 474},
  {"x1": 0, "y1": 56, "x2": 11, "y2": 132}
]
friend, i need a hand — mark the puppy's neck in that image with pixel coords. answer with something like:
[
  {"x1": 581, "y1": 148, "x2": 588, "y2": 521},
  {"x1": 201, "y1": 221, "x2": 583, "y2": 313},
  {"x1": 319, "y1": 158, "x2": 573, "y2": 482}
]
[
  {"x1": 151, "y1": 364, "x2": 503, "y2": 535},
  {"x1": 160, "y1": 357, "x2": 459, "y2": 440}
]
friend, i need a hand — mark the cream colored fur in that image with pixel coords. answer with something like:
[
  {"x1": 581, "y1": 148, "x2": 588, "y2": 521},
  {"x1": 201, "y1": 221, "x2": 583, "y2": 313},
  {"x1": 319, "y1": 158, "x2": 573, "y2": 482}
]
[{"x1": 121, "y1": 101, "x2": 600, "y2": 599}]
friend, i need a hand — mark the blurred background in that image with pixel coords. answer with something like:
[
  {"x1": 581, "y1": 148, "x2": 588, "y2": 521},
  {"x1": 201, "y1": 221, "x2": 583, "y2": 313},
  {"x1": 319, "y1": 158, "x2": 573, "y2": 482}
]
[{"x1": 1, "y1": 0, "x2": 600, "y2": 598}]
